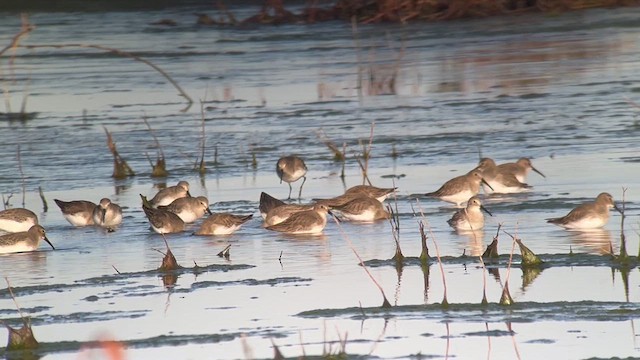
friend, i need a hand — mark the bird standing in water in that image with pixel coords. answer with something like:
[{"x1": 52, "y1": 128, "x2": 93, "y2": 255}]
[{"x1": 276, "y1": 156, "x2": 307, "y2": 200}]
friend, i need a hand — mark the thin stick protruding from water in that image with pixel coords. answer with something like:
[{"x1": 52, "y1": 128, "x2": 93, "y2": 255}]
[
  {"x1": 500, "y1": 227, "x2": 517, "y2": 306},
  {"x1": 619, "y1": 187, "x2": 628, "y2": 260},
  {"x1": 217, "y1": 244, "x2": 231, "y2": 259},
  {"x1": 37, "y1": 186, "x2": 47, "y2": 212},
  {"x1": 415, "y1": 200, "x2": 448, "y2": 306},
  {"x1": 143, "y1": 115, "x2": 168, "y2": 178},
  {"x1": 18, "y1": 43, "x2": 193, "y2": 108},
  {"x1": 332, "y1": 216, "x2": 392, "y2": 308}
]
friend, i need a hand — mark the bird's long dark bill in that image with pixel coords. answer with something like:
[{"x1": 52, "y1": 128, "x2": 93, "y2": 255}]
[
  {"x1": 206, "y1": 207, "x2": 213, "y2": 215},
  {"x1": 481, "y1": 178, "x2": 494, "y2": 191},
  {"x1": 328, "y1": 210, "x2": 340, "y2": 222},
  {"x1": 614, "y1": 204, "x2": 623, "y2": 214},
  {"x1": 44, "y1": 236, "x2": 55, "y2": 250},
  {"x1": 100, "y1": 209, "x2": 107, "y2": 223},
  {"x1": 186, "y1": 191, "x2": 192, "y2": 198},
  {"x1": 480, "y1": 205, "x2": 493, "y2": 217},
  {"x1": 532, "y1": 166, "x2": 546, "y2": 178}
]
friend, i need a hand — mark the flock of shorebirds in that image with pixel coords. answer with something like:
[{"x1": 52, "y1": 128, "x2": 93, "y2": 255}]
[{"x1": 0, "y1": 155, "x2": 622, "y2": 254}]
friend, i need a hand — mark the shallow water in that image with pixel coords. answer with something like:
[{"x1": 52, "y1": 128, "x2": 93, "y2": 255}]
[{"x1": 0, "y1": 4, "x2": 640, "y2": 359}]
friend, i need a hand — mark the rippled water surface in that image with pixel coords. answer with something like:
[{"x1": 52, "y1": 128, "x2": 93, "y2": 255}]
[{"x1": 1, "y1": 4, "x2": 640, "y2": 359}]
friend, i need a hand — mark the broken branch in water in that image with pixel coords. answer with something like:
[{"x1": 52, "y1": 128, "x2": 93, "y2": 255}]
[
  {"x1": 17, "y1": 43, "x2": 193, "y2": 108},
  {"x1": 0, "y1": 15, "x2": 34, "y2": 58}
]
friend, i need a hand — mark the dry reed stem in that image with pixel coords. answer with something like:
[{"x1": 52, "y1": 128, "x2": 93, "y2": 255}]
[
  {"x1": 157, "y1": 234, "x2": 180, "y2": 271},
  {"x1": 4, "y1": 277, "x2": 39, "y2": 351},
  {"x1": 387, "y1": 204, "x2": 403, "y2": 264},
  {"x1": 418, "y1": 220, "x2": 430, "y2": 265},
  {"x1": 2, "y1": 194, "x2": 13, "y2": 209},
  {"x1": 18, "y1": 43, "x2": 193, "y2": 108},
  {"x1": 217, "y1": 244, "x2": 231, "y2": 258},
  {"x1": 271, "y1": 338, "x2": 285, "y2": 360},
  {"x1": 0, "y1": 14, "x2": 34, "y2": 58},
  {"x1": 104, "y1": 126, "x2": 135, "y2": 178},
  {"x1": 415, "y1": 200, "x2": 448, "y2": 306},
  {"x1": 507, "y1": 322, "x2": 522, "y2": 360},
  {"x1": 500, "y1": 227, "x2": 518, "y2": 305},
  {"x1": 332, "y1": 216, "x2": 392, "y2": 308},
  {"x1": 478, "y1": 254, "x2": 488, "y2": 305},
  {"x1": 37, "y1": 186, "x2": 47, "y2": 212},
  {"x1": 315, "y1": 129, "x2": 345, "y2": 161},
  {"x1": 618, "y1": 187, "x2": 628, "y2": 260},
  {"x1": 143, "y1": 115, "x2": 168, "y2": 178}
]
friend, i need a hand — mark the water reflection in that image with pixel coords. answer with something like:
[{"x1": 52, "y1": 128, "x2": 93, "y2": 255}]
[
  {"x1": 568, "y1": 229, "x2": 614, "y2": 255},
  {"x1": 435, "y1": 35, "x2": 636, "y2": 95},
  {"x1": 453, "y1": 229, "x2": 485, "y2": 257}
]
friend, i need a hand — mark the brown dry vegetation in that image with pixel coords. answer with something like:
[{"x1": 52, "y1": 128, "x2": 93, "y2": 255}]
[{"x1": 217, "y1": 0, "x2": 640, "y2": 25}]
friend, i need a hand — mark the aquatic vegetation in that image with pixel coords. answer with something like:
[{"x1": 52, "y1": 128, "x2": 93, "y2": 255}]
[
  {"x1": 104, "y1": 127, "x2": 135, "y2": 179},
  {"x1": 2, "y1": 279, "x2": 39, "y2": 353}
]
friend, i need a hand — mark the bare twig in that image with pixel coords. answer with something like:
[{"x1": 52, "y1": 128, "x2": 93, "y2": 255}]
[
  {"x1": 0, "y1": 15, "x2": 34, "y2": 57},
  {"x1": 38, "y1": 186, "x2": 47, "y2": 212},
  {"x1": 18, "y1": 43, "x2": 193, "y2": 107},
  {"x1": 415, "y1": 200, "x2": 448, "y2": 306},
  {"x1": 143, "y1": 115, "x2": 168, "y2": 177},
  {"x1": 332, "y1": 215, "x2": 392, "y2": 308}
]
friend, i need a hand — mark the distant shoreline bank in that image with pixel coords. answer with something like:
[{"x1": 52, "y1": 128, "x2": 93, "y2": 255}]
[{"x1": 4, "y1": 0, "x2": 639, "y2": 25}]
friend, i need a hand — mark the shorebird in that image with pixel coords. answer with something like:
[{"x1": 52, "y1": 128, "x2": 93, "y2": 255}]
[
  {"x1": 0, "y1": 225, "x2": 55, "y2": 254},
  {"x1": 159, "y1": 196, "x2": 211, "y2": 223},
  {"x1": 447, "y1": 196, "x2": 492, "y2": 231},
  {"x1": 194, "y1": 213, "x2": 253, "y2": 235},
  {"x1": 477, "y1": 158, "x2": 531, "y2": 194},
  {"x1": 497, "y1": 158, "x2": 545, "y2": 183},
  {"x1": 547, "y1": 192, "x2": 621, "y2": 230},
  {"x1": 0, "y1": 208, "x2": 38, "y2": 233},
  {"x1": 264, "y1": 203, "x2": 312, "y2": 226},
  {"x1": 141, "y1": 195, "x2": 185, "y2": 234},
  {"x1": 330, "y1": 196, "x2": 390, "y2": 222},
  {"x1": 265, "y1": 204, "x2": 331, "y2": 235},
  {"x1": 54, "y1": 199, "x2": 97, "y2": 227},
  {"x1": 259, "y1": 192, "x2": 287, "y2": 219},
  {"x1": 425, "y1": 170, "x2": 492, "y2": 207},
  {"x1": 344, "y1": 185, "x2": 396, "y2": 202},
  {"x1": 276, "y1": 156, "x2": 307, "y2": 199},
  {"x1": 316, "y1": 185, "x2": 397, "y2": 208},
  {"x1": 92, "y1": 198, "x2": 123, "y2": 231},
  {"x1": 147, "y1": 181, "x2": 191, "y2": 208}
]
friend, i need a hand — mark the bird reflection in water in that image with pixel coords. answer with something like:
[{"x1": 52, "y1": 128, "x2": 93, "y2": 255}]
[{"x1": 568, "y1": 228, "x2": 615, "y2": 255}]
